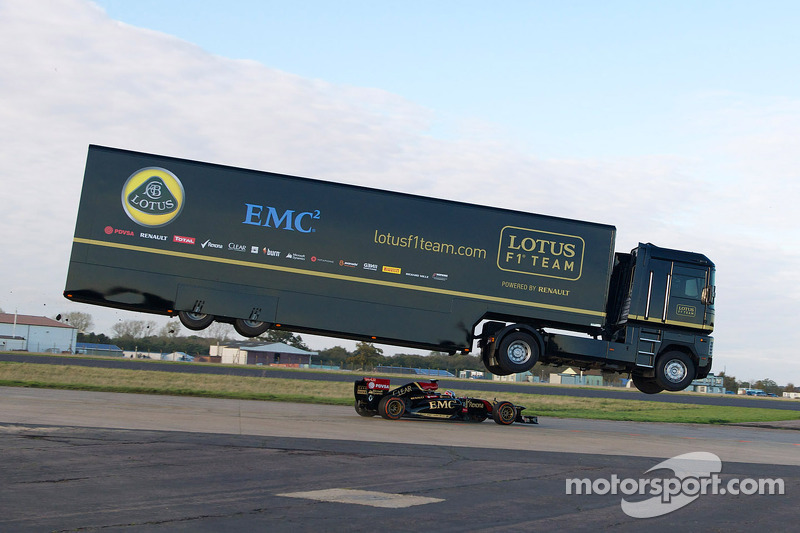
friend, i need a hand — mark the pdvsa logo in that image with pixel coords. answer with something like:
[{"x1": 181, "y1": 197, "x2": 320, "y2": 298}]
[{"x1": 121, "y1": 167, "x2": 185, "y2": 227}]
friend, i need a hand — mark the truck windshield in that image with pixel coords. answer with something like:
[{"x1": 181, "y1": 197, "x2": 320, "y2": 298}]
[
  {"x1": 671, "y1": 267, "x2": 715, "y2": 306},
  {"x1": 671, "y1": 274, "x2": 704, "y2": 300}
]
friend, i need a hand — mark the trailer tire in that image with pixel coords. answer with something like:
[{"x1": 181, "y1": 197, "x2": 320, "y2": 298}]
[
  {"x1": 378, "y1": 396, "x2": 405, "y2": 420},
  {"x1": 178, "y1": 311, "x2": 214, "y2": 331},
  {"x1": 632, "y1": 373, "x2": 664, "y2": 394},
  {"x1": 655, "y1": 351, "x2": 696, "y2": 392},
  {"x1": 496, "y1": 331, "x2": 540, "y2": 374},
  {"x1": 233, "y1": 318, "x2": 271, "y2": 338},
  {"x1": 492, "y1": 401, "x2": 517, "y2": 425}
]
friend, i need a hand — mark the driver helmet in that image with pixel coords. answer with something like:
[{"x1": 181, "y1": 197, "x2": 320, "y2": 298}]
[{"x1": 444, "y1": 390, "x2": 456, "y2": 397}]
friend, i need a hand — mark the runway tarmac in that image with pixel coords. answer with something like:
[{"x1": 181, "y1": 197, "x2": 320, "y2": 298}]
[{"x1": 1, "y1": 387, "x2": 797, "y2": 531}]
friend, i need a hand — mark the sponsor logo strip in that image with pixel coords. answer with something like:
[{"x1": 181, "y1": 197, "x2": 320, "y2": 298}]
[{"x1": 72, "y1": 237, "x2": 607, "y2": 317}]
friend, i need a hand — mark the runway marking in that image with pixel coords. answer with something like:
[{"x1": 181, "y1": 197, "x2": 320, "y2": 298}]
[{"x1": 277, "y1": 488, "x2": 444, "y2": 508}]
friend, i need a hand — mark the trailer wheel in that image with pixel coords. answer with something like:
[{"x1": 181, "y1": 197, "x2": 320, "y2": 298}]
[
  {"x1": 632, "y1": 373, "x2": 664, "y2": 394},
  {"x1": 233, "y1": 318, "x2": 271, "y2": 338},
  {"x1": 354, "y1": 401, "x2": 377, "y2": 417},
  {"x1": 655, "y1": 351, "x2": 696, "y2": 392},
  {"x1": 492, "y1": 401, "x2": 517, "y2": 425},
  {"x1": 496, "y1": 331, "x2": 540, "y2": 374},
  {"x1": 178, "y1": 311, "x2": 214, "y2": 331},
  {"x1": 378, "y1": 396, "x2": 405, "y2": 420}
]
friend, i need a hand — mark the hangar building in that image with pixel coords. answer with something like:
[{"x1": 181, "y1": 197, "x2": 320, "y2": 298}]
[
  {"x1": 0, "y1": 313, "x2": 78, "y2": 353},
  {"x1": 210, "y1": 342, "x2": 317, "y2": 367}
]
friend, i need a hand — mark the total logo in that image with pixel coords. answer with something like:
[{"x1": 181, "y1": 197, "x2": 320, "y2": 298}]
[
  {"x1": 173, "y1": 235, "x2": 195, "y2": 245},
  {"x1": 121, "y1": 167, "x2": 185, "y2": 228}
]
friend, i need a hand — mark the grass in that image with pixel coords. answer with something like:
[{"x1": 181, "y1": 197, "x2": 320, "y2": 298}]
[{"x1": 1, "y1": 361, "x2": 798, "y2": 425}]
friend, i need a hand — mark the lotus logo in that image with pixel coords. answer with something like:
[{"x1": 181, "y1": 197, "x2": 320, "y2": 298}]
[{"x1": 122, "y1": 167, "x2": 185, "y2": 227}]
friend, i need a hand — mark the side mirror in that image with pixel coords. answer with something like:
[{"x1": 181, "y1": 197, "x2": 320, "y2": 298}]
[{"x1": 701, "y1": 286, "x2": 716, "y2": 305}]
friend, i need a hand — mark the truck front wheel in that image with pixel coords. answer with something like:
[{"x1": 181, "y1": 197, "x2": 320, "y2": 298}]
[
  {"x1": 496, "y1": 331, "x2": 540, "y2": 375},
  {"x1": 632, "y1": 372, "x2": 664, "y2": 394},
  {"x1": 178, "y1": 311, "x2": 214, "y2": 331},
  {"x1": 655, "y1": 351, "x2": 696, "y2": 391}
]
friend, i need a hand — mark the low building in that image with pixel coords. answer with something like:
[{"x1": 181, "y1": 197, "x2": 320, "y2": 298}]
[
  {"x1": 493, "y1": 371, "x2": 534, "y2": 382},
  {"x1": 123, "y1": 350, "x2": 163, "y2": 359},
  {"x1": 549, "y1": 367, "x2": 604, "y2": 386},
  {"x1": 76, "y1": 342, "x2": 124, "y2": 357},
  {"x1": 161, "y1": 351, "x2": 194, "y2": 362},
  {"x1": 0, "y1": 313, "x2": 77, "y2": 353},
  {"x1": 689, "y1": 374, "x2": 726, "y2": 394},
  {"x1": 211, "y1": 342, "x2": 317, "y2": 366},
  {"x1": 376, "y1": 366, "x2": 455, "y2": 377}
]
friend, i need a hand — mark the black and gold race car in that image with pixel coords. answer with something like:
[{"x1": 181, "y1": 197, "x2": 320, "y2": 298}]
[{"x1": 354, "y1": 377, "x2": 537, "y2": 425}]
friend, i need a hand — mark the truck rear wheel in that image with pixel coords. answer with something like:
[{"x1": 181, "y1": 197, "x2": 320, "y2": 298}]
[
  {"x1": 233, "y1": 319, "x2": 270, "y2": 337},
  {"x1": 632, "y1": 373, "x2": 664, "y2": 394},
  {"x1": 655, "y1": 351, "x2": 696, "y2": 392},
  {"x1": 378, "y1": 396, "x2": 405, "y2": 420},
  {"x1": 496, "y1": 331, "x2": 540, "y2": 375},
  {"x1": 481, "y1": 349, "x2": 509, "y2": 376},
  {"x1": 178, "y1": 311, "x2": 214, "y2": 331}
]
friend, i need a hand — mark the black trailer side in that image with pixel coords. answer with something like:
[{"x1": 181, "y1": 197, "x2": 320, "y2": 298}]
[{"x1": 65, "y1": 146, "x2": 615, "y2": 361}]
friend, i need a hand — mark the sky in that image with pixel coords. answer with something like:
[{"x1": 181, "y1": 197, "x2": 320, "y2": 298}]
[{"x1": 1, "y1": 0, "x2": 799, "y2": 384}]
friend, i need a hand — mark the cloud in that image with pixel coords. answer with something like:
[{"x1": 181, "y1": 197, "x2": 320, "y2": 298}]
[{"x1": 1, "y1": 0, "x2": 798, "y2": 383}]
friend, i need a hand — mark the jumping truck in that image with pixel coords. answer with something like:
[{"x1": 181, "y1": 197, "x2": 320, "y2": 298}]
[{"x1": 64, "y1": 145, "x2": 716, "y2": 394}]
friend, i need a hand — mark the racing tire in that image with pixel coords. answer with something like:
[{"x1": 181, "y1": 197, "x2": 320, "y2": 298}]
[
  {"x1": 654, "y1": 351, "x2": 696, "y2": 392},
  {"x1": 354, "y1": 401, "x2": 377, "y2": 417},
  {"x1": 233, "y1": 318, "x2": 271, "y2": 338},
  {"x1": 178, "y1": 311, "x2": 214, "y2": 331},
  {"x1": 492, "y1": 401, "x2": 517, "y2": 425},
  {"x1": 378, "y1": 395, "x2": 406, "y2": 420},
  {"x1": 632, "y1": 373, "x2": 664, "y2": 395},
  {"x1": 496, "y1": 331, "x2": 540, "y2": 375}
]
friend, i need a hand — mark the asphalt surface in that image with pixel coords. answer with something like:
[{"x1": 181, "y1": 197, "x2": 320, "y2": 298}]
[
  {"x1": 1, "y1": 387, "x2": 798, "y2": 532},
  {"x1": 3, "y1": 352, "x2": 798, "y2": 411}
]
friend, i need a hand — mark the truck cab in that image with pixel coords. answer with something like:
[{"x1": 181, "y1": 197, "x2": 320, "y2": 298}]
[{"x1": 610, "y1": 243, "x2": 716, "y2": 393}]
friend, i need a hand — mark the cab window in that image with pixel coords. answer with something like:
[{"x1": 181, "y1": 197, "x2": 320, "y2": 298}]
[{"x1": 671, "y1": 273, "x2": 704, "y2": 300}]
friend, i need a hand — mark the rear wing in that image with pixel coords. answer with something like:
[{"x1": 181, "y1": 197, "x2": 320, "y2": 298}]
[{"x1": 354, "y1": 377, "x2": 391, "y2": 401}]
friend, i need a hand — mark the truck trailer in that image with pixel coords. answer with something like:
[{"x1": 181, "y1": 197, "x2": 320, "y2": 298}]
[{"x1": 64, "y1": 145, "x2": 716, "y2": 393}]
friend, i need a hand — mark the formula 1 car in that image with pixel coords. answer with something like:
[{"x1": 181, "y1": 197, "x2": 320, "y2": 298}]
[{"x1": 354, "y1": 377, "x2": 537, "y2": 425}]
